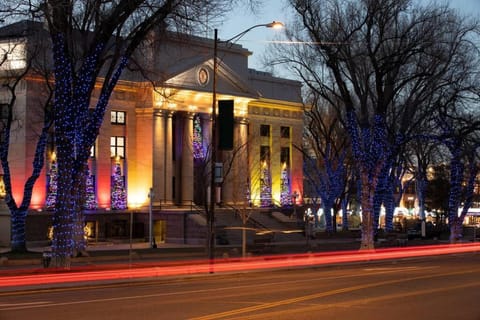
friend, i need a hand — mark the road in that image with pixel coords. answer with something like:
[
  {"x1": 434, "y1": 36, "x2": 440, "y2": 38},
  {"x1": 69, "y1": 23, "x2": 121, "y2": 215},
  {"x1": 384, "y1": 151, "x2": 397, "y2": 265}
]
[{"x1": 1, "y1": 253, "x2": 479, "y2": 320}]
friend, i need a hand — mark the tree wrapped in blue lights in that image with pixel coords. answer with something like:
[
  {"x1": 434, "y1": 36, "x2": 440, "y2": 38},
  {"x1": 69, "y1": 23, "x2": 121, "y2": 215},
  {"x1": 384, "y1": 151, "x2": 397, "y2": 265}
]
[
  {"x1": 320, "y1": 146, "x2": 347, "y2": 233},
  {"x1": 111, "y1": 163, "x2": 127, "y2": 210},
  {"x1": 303, "y1": 144, "x2": 347, "y2": 233},
  {"x1": 38, "y1": 0, "x2": 227, "y2": 266},
  {"x1": 439, "y1": 122, "x2": 480, "y2": 242},
  {"x1": 301, "y1": 97, "x2": 353, "y2": 231},
  {"x1": 0, "y1": 31, "x2": 53, "y2": 253},
  {"x1": 372, "y1": 154, "x2": 409, "y2": 233}
]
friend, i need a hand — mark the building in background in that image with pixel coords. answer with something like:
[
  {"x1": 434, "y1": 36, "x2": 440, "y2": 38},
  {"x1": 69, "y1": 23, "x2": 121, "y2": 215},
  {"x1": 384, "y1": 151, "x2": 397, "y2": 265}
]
[{"x1": 0, "y1": 21, "x2": 303, "y2": 244}]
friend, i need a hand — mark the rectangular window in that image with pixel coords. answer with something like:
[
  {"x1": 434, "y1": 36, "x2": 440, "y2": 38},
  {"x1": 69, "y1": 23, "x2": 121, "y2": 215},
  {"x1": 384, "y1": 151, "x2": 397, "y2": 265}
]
[
  {"x1": 260, "y1": 146, "x2": 270, "y2": 162},
  {"x1": 0, "y1": 104, "x2": 7, "y2": 144},
  {"x1": 0, "y1": 42, "x2": 26, "y2": 70},
  {"x1": 280, "y1": 126, "x2": 290, "y2": 139},
  {"x1": 110, "y1": 136, "x2": 125, "y2": 158},
  {"x1": 111, "y1": 111, "x2": 126, "y2": 125},
  {"x1": 281, "y1": 147, "x2": 290, "y2": 165},
  {"x1": 260, "y1": 124, "x2": 270, "y2": 137},
  {"x1": 0, "y1": 175, "x2": 5, "y2": 198},
  {"x1": 0, "y1": 104, "x2": 8, "y2": 120}
]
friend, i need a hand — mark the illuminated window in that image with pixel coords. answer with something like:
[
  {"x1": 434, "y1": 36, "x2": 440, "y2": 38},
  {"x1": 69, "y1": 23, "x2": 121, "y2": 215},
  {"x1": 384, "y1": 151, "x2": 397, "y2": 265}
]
[
  {"x1": 90, "y1": 144, "x2": 96, "y2": 158},
  {"x1": 0, "y1": 42, "x2": 26, "y2": 70},
  {"x1": 110, "y1": 136, "x2": 125, "y2": 158},
  {"x1": 260, "y1": 124, "x2": 270, "y2": 137},
  {"x1": 111, "y1": 111, "x2": 126, "y2": 125},
  {"x1": 0, "y1": 175, "x2": 5, "y2": 198}
]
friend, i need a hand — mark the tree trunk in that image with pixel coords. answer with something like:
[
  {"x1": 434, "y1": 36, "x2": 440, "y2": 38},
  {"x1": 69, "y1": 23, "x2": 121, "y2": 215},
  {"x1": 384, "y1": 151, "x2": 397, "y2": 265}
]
[
  {"x1": 72, "y1": 166, "x2": 87, "y2": 256},
  {"x1": 449, "y1": 219, "x2": 463, "y2": 243},
  {"x1": 384, "y1": 191, "x2": 395, "y2": 233},
  {"x1": 341, "y1": 198, "x2": 349, "y2": 231},
  {"x1": 447, "y1": 150, "x2": 464, "y2": 244},
  {"x1": 10, "y1": 209, "x2": 28, "y2": 253},
  {"x1": 52, "y1": 143, "x2": 76, "y2": 267},
  {"x1": 360, "y1": 170, "x2": 376, "y2": 250},
  {"x1": 372, "y1": 189, "x2": 383, "y2": 231},
  {"x1": 323, "y1": 203, "x2": 334, "y2": 233}
]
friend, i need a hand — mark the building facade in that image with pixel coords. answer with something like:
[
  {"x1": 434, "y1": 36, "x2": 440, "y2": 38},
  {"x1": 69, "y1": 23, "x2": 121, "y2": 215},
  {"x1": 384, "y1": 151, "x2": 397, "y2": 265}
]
[{"x1": 0, "y1": 22, "x2": 303, "y2": 244}]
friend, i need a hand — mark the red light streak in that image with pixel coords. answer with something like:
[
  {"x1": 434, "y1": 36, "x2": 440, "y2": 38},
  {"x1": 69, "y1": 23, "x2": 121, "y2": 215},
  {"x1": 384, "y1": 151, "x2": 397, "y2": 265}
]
[{"x1": 1, "y1": 243, "x2": 479, "y2": 289}]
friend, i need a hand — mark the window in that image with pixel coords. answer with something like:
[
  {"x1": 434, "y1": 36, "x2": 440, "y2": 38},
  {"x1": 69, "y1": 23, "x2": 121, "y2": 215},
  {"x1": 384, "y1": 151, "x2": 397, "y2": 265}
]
[
  {"x1": 0, "y1": 104, "x2": 7, "y2": 143},
  {"x1": 260, "y1": 146, "x2": 270, "y2": 162},
  {"x1": 280, "y1": 126, "x2": 290, "y2": 139},
  {"x1": 0, "y1": 42, "x2": 26, "y2": 70},
  {"x1": 281, "y1": 147, "x2": 290, "y2": 166},
  {"x1": 260, "y1": 124, "x2": 270, "y2": 137},
  {"x1": 0, "y1": 175, "x2": 5, "y2": 198},
  {"x1": 111, "y1": 111, "x2": 126, "y2": 125},
  {"x1": 110, "y1": 136, "x2": 125, "y2": 158},
  {"x1": 0, "y1": 104, "x2": 8, "y2": 120},
  {"x1": 90, "y1": 144, "x2": 96, "y2": 158}
]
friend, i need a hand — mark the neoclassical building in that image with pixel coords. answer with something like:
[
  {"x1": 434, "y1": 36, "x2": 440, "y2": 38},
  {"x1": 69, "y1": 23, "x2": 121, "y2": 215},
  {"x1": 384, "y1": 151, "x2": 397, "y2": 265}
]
[{"x1": 0, "y1": 21, "x2": 303, "y2": 244}]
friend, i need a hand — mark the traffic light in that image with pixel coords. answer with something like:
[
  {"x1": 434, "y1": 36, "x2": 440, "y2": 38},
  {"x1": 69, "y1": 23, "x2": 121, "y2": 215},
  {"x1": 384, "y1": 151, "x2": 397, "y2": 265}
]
[{"x1": 218, "y1": 100, "x2": 234, "y2": 150}]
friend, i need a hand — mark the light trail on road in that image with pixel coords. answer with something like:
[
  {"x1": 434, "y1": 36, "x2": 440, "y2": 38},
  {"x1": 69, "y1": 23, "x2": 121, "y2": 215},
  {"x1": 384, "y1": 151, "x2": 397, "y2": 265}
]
[{"x1": 1, "y1": 243, "x2": 479, "y2": 289}]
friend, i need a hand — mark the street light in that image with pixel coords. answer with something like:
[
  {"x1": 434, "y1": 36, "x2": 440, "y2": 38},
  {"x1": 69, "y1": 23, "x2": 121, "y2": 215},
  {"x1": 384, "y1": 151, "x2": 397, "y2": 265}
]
[{"x1": 207, "y1": 21, "x2": 284, "y2": 264}]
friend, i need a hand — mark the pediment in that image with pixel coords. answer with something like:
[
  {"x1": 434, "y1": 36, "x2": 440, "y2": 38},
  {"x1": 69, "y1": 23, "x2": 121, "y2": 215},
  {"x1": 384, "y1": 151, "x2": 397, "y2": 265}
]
[{"x1": 161, "y1": 57, "x2": 260, "y2": 99}]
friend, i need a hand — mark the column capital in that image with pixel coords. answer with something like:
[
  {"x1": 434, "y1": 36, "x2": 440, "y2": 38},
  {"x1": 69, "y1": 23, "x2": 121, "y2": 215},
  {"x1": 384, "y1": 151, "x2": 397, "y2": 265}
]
[
  {"x1": 237, "y1": 117, "x2": 249, "y2": 125},
  {"x1": 184, "y1": 111, "x2": 195, "y2": 119},
  {"x1": 154, "y1": 109, "x2": 174, "y2": 117}
]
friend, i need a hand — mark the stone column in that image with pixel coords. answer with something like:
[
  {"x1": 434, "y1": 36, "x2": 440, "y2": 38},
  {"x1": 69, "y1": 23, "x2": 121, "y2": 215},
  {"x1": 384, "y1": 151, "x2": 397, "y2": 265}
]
[
  {"x1": 153, "y1": 110, "x2": 165, "y2": 206},
  {"x1": 181, "y1": 112, "x2": 194, "y2": 205},
  {"x1": 237, "y1": 119, "x2": 249, "y2": 205},
  {"x1": 164, "y1": 111, "x2": 174, "y2": 205}
]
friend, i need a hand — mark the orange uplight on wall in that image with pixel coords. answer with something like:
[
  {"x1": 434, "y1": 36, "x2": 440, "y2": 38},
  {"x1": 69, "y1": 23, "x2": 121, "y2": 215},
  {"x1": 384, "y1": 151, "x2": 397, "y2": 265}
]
[
  {"x1": 97, "y1": 189, "x2": 111, "y2": 209},
  {"x1": 128, "y1": 192, "x2": 148, "y2": 209},
  {"x1": 30, "y1": 183, "x2": 46, "y2": 210}
]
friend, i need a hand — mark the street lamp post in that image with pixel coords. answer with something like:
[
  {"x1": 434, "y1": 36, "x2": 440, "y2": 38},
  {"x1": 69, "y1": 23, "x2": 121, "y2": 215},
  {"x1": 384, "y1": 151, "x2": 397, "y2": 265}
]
[
  {"x1": 207, "y1": 21, "x2": 284, "y2": 264},
  {"x1": 148, "y1": 187, "x2": 154, "y2": 248}
]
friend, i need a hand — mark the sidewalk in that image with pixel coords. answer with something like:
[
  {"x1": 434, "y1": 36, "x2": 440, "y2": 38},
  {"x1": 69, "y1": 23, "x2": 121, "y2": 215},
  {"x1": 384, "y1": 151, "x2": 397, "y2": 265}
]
[
  {"x1": 0, "y1": 238, "x2": 361, "y2": 268},
  {"x1": 0, "y1": 237, "x2": 444, "y2": 271},
  {"x1": 0, "y1": 241, "x2": 209, "y2": 269}
]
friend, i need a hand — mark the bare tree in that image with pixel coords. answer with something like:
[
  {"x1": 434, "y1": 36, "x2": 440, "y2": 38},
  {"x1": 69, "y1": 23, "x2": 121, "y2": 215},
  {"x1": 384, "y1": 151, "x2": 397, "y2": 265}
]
[{"x1": 275, "y1": 0, "x2": 479, "y2": 249}]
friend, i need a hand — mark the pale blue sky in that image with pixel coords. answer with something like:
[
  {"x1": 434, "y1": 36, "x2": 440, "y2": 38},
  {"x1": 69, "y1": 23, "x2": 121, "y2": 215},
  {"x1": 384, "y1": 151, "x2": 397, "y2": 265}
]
[{"x1": 219, "y1": 0, "x2": 480, "y2": 77}]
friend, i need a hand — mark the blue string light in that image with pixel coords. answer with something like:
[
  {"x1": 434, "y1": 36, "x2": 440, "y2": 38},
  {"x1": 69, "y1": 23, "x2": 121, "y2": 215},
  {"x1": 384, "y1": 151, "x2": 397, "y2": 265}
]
[
  {"x1": 280, "y1": 165, "x2": 292, "y2": 206},
  {"x1": 111, "y1": 162, "x2": 127, "y2": 210}
]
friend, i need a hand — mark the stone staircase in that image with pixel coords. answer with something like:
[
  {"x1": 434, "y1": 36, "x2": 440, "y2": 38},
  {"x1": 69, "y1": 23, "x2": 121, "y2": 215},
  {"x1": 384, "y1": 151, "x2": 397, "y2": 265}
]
[{"x1": 213, "y1": 208, "x2": 305, "y2": 245}]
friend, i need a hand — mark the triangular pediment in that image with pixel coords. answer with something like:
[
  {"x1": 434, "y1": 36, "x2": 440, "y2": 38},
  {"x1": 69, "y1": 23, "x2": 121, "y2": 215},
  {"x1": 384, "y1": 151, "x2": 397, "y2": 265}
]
[{"x1": 160, "y1": 57, "x2": 260, "y2": 99}]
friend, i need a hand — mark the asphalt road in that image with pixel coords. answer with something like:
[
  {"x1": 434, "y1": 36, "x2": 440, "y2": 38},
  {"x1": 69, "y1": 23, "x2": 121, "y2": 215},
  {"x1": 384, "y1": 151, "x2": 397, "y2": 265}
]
[{"x1": 1, "y1": 253, "x2": 480, "y2": 320}]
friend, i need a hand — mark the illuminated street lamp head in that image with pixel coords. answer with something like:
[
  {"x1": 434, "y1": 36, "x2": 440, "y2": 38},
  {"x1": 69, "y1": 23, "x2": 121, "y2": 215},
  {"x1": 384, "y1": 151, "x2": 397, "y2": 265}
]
[
  {"x1": 266, "y1": 21, "x2": 284, "y2": 29},
  {"x1": 222, "y1": 21, "x2": 285, "y2": 43}
]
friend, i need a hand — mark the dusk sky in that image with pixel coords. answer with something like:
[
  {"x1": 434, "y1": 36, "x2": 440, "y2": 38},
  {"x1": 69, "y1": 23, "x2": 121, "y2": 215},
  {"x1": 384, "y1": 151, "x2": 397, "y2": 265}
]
[{"x1": 219, "y1": 0, "x2": 480, "y2": 78}]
